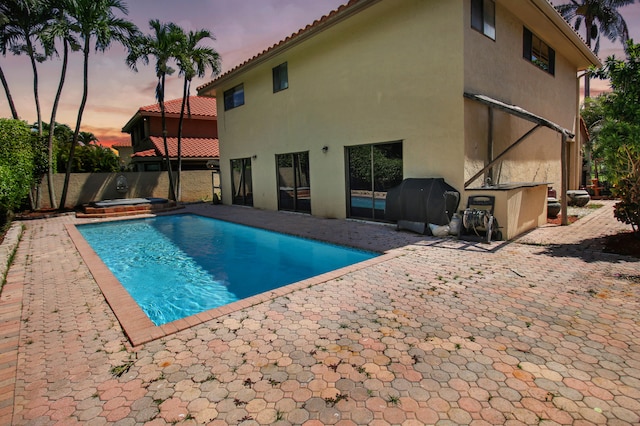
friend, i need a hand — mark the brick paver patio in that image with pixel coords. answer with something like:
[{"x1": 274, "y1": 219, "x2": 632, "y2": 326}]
[{"x1": 0, "y1": 200, "x2": 638, "y2": 425}]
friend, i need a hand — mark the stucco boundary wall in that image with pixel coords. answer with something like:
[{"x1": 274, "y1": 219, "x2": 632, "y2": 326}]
[{"x1": 37, "y1": 171, "x2": 220, "y2": 209}]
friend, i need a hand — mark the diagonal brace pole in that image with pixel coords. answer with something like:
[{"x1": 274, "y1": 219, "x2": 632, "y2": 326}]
[{"x1": 464, "y1": 124, "x2": 543, "y2": 188}]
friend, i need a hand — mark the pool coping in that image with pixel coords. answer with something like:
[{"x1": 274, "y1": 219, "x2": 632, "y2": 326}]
[{"x1": 65, "y1": 223, "x2": 401, "y2": 347}]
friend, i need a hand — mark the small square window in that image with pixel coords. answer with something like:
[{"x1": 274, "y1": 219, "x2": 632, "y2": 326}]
[
  {"x1": 273, "y1": 62, "x2": 288, "y2": 93},
  {"x1": 471, "y1": 0, "x2": 495, "y2": 40},
  {"x1": 224, "y1": 84, "x2": 244, "y2": 110},
  {"x1": 523, "y1": 27, "x2": 555, "y2": 75}
]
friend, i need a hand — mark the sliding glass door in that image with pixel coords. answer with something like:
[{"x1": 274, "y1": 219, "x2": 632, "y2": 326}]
[
  {"x1": 277, "y1": 151, "x2": 311, "y2": 213},
  {"x1": 231, "y1": 158, "x2": 253, "y2": 206},
  {"x1": 347, "y1": 142, "x2": 403, "y2": 220}
]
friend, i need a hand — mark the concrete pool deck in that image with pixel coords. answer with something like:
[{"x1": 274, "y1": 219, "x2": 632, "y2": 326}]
[{"x1": 1, "y1": 201, "x2": 639, "y2": 424}]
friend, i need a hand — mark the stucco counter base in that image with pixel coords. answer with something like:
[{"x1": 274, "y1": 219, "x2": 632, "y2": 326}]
[{"x1": 465, "y1": 183, "x2": 548, "y2": 240}]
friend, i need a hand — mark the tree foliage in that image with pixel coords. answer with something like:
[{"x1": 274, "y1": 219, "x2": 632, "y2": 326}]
[
  {"x1": 0, "y1": 119, "x2": 38, "y2": 224},
  {"x1": 555, "y1": 0, "x2": 634, "y2": 97},
  {"x1": 51, "y1": 127, "x2": 119, "y2": 173},
  {"x1": 58, "y1": 0, "x2": 139, "y2": 210},
  {"x1": 592, "y1": 40, "x2": 640, "y2": 234}
]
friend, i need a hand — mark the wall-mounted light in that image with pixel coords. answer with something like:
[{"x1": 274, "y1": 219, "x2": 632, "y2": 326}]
[
  {"x1": 252, "y1": 154, "x2": 257, "y2": 160},
  {"x1": 322, "y1": 146, "x2": 329, "y2": 153}
]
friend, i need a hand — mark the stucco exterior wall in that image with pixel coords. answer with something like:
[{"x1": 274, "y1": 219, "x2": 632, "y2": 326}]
[
  {"x1": 467, "y1": 184, "x2": 547, "y2": 240},
  {"x1": 212, "y1": 0, "x2": 465, "y2": 219},
  {"x1": 463, "y1": 1, "x2": 580, "y2": 193},
  {"x1": 38, "y1": 171, "x2": 220, "y2": 209}
]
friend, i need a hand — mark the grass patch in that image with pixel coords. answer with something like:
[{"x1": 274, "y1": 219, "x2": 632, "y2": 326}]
[
  {"x1": 1, "y1": 223, "x2": 24, "y2": 294},
  {"x1": 110, "y1": 360, "x2": 134, "y2": 377}
]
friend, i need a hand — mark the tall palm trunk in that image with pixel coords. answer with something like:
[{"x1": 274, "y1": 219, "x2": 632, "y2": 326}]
[
  {"x1": 176, "y1": 79, "x2": 189, "y2": 202},
  {"x1": 46, "y1": 39, "x2": 69, "y2": 209},
  {"x1": 159, "y1": 73, "x2": 177, "y2": 201},
  {"x1": 584, "y1": 17, "x2": 594, "y2": 99},
  {"x1": 59, "y1": 37, "x2": 90, "y2": 210},
  {"x1": 26, "y1": 38, "x2": 42, "y2": 136},
  {"x1": 0, "y1": 65, "x2": 19, "y2": 119}
]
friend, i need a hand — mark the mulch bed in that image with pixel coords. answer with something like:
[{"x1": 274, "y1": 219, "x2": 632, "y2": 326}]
[
  {"x1": 603, "y1": 231, "x2": 640, "y2": 258},
  {"x1": 547, "y1": 214, "x2": 640, "y2": 258},
  {"x1": 546, "y1": 215, "x2": 579, "y2": 225}
]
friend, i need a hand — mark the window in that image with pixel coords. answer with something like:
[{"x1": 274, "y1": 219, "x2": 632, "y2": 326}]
[
  {"x1": 277, "y1": 152, "x2": 310, "y2": 213},
  {"x1": 231, "y1": 158, "x2": 253, "y2": 206},
  {"x1": 471, "y1": 0, "x2": 495, "y2": 40},
  {"x1": 223, "y1": 84, "x2": 244, "y2": 110},
  {"x1": 523, "y1": 27, "x2": 555, "y2": 75},
  {"x1": 347, "y1": 142, "x2": 403, "y2": 221},
  {"x1": 272, "y1": 62, "x2": 288, "y2": 93}
]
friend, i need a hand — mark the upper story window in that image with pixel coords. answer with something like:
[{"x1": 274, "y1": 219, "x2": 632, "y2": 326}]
[
  {"x1": 224, "y1": 84, "x2": 245, "y2": 110},
  {"x1": 523, "y1": 27, "x2": 555, "y2": 75},
  {"x1": 471, "y1": 0, "x2": 495, "y2": 40},
  {"x1": 273, "y1": 62, "x2": 288, "y2": 93}
]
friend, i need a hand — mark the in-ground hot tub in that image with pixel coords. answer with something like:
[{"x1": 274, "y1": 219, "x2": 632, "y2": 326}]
[{"x1": 91, "y1": 197, "x2": 168, "y2": 208}]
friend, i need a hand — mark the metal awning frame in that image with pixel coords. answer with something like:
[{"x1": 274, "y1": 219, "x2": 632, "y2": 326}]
[{"x1": 464, "y1": 92, "x2": 575, "y2": 225}]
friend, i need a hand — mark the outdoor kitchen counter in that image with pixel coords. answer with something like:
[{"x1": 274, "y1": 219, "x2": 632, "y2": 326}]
[{"x1": 465, "y1": 182, "x2": 549, "y2": 240}]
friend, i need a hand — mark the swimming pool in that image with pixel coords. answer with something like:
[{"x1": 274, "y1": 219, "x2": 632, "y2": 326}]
[{"x1": 77, "y1": 214, "x2": 377, "y2": 325}]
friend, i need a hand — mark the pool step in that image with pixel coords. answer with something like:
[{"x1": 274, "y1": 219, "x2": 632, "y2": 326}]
[{"x1": 76, "y1": 201, "x2": 182, "y2": 218}]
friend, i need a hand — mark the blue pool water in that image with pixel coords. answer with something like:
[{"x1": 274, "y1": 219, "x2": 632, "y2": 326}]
[
  {"x1": 351, "y1": 196, "x2": 386, "y2": 210},
  {"x1": 78, "y1": 214, "x2": 377, "y2": 325}
]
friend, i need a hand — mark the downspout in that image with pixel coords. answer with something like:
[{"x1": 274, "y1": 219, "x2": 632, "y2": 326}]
[{"x1": 561, "y1": 131, "x2": 569, "y2": 226}]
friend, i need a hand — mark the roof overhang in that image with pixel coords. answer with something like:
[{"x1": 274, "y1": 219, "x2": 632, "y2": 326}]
[
  {"x1": 464, "y1": 92, "x2": 574, "y2": 139},
  {"x1": 197, "y1": 0, "x2": 382, "y2": 95},
  {"x1": 498, "y1": 0, "x2": 601, "y2": 70},
  {"x1": 121, "y1": 112, "x2": 142, "y2": 133}
]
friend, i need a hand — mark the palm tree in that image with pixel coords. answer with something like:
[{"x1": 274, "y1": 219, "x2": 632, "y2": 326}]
[
  {"x1": 555, "y1": 0, "x2": 635, "y2": 97},
  {"x1": 78, "y1": 130, "x2": 97, "y2": 145},
  {"x1": 0, "y1": 0, "x2": 51, "y2": 134},
  {"x1": 40, "y1": 0, "x2": 79, "y2": 208},
  {"x1": 0, "y1": 4, "x2": 19, "y2": 119},
  {"x1": 173, "y1": 25, "x2": 221, "y2": 201},
  {"x1": 126, "y1": 19, "x2": 182, "y2": 202},
  {"x1": 58, "y1": 0, "x2": 138, "y2": 210}
]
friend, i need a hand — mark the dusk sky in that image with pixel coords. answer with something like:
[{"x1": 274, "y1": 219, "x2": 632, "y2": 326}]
[{"x1": 2, "y1": 0, "x2": 640, "y2": 148}]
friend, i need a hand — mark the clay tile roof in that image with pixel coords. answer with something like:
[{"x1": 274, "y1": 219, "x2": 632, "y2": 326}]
[
  {"x1": 132, "y1": 148, "x2": 156, "y2": 158},
  {"x1": 138, "y1": 96, "x2": 217, "y2": 117},
  {"x1": 197, "y1": 0, "x2": 364, "y2": 92},
  {"x1": 112, "y1": 141, "x2": 132, "y2": 148},
  {"x1": 145, "y1": 136, "x2": 219, "y2": 158}
]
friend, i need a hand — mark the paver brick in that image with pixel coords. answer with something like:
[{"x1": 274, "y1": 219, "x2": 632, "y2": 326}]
[{"x1": 1, "y1": 201, "x2": 638, "y2": 424}]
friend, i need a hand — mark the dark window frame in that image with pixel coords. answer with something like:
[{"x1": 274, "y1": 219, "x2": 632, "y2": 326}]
[
  {"x1": 471, "y1": 0, "x2": 496, "y2": 40},
  {"x1": 230, "y1": 157, "x2": 253, "y2": 206},
  {"x1": 223, "y1": 84, "x2": 245, "y2": 111},
  {"x1": 276, "y1": 151, "x2": 311, "y2": 213},
  {"x1": 346, "y1": 141, "x2": 403, "y2": 222},
  {"x1": 523, "y1": 27, "x2": 555, "y2": 75},
  {"x1": 272, "y1": 62, "x2": 289, "y2": 93}
]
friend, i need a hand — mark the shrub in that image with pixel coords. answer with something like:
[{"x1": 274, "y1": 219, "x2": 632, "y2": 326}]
[
  {"x1": 592, "y1": 41, "x2": 640, "y2": 236},
  {"x1": 0, "y1": 119, "x2": 38, "y2": 225}
]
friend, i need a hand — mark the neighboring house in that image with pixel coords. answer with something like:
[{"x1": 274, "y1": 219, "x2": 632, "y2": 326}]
[
  {"x1": 112, "y1": 141, "x2": 133, "y2": 169},
  {"x1": 121, "y1": 96, "x2": 219, "y2": 171},
  {"x1": 197, "y1": 0, "x2": 600, "y2": 239}
]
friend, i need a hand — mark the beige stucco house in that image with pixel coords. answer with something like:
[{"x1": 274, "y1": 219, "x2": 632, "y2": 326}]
[{"x1": 198, "y1": 0, "x2": 600, "y2": 240}]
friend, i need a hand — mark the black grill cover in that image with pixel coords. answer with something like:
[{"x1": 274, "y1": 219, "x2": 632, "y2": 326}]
[{"x1": 385, "y1": 178, "x2": 459, "y2": 226}]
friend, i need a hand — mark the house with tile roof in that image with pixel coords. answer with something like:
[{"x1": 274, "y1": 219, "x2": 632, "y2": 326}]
[
  {"x1": 121, "y1": 96, "x2": 219, "y2": 171},
  {"x1": 111, "y1": 141, "x2": 133, "y2": 169},
  {"x1": 197, "y1": 0, "x2": 600, "y2": 240}
]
